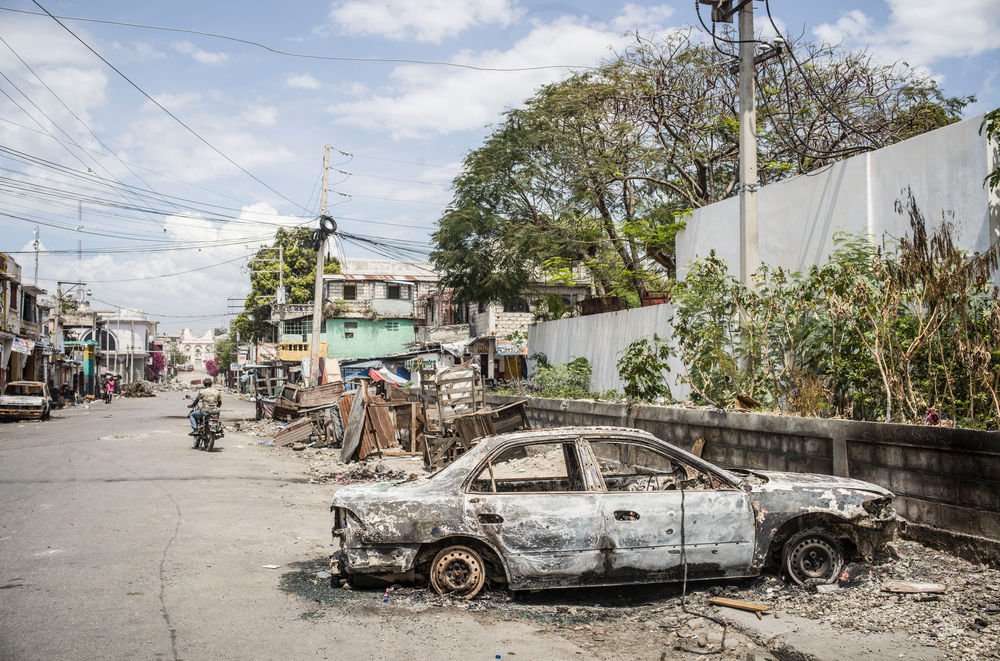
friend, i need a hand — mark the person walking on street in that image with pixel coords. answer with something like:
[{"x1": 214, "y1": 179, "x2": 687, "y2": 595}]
[
  {"x1": 188, "y1": 377, "x2": 222, "y2": 436},
  {"x1": 104, "y1": 377, "x2": 114, "y2": 404}
]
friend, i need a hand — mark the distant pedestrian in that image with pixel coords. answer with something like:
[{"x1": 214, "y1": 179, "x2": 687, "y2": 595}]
[{"x1": 104, "y1": 377, "x2": 114, "y2": 404}]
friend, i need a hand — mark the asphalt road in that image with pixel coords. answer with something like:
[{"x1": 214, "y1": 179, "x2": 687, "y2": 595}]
[{"x1": 0, "y1": 391, "x2": 585, "y2": 661}]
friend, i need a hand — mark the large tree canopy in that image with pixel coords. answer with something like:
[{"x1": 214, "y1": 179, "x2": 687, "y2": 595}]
[
  {"x1": 432, "y1": 31, "x2": 972, "y2": 305},
  {"x1": 231, "y1": 226, "x2": 340, "y2": 342}
]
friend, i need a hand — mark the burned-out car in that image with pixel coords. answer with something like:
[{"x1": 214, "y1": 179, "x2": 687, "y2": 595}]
[
  {"x1": 330, "y1": 427, "x2": 897, "y2": 598},
  {"x1": 0, "y1": 381, "x2": 51, "y2": 421}
]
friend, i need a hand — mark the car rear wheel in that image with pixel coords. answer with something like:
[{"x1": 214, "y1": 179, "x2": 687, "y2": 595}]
[
  {"x1": 429, "y1": 545, "x2": 485, "y2": 599},
  {"x1": 783, "y1": 528, "x2": 843, "y2": 586}
]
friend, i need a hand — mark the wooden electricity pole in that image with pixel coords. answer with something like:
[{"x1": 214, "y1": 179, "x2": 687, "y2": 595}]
[{"x1": 308, "y1": 145, "x2": 330, "y2": 386}]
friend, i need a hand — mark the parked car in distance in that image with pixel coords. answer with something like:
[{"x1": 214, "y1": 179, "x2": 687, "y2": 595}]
[
  {"x1": 0, "y1": 381, "x2": 52, "y2": 421},
  {"x1": 330, "y1": 426, "x2": 898, "y2": 598}
]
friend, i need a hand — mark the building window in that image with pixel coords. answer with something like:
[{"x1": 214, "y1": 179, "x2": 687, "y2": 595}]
[
  {"x1": 345, "y1": 332, "x2": 354, "y2": 339},
  {"x1": 386, "y1": 320, "x2": 399, "y2": 331},
  {"x1": 284, "y1": 318, "x2": 311, "y2": 336},
  {"x1": 344, "y1": 321, "x2": 358, "y2": 329},
  {"x1": 343, "y1": 284, "x2": 357, "y2": 300},
  {"x1": 387, "y1": 284, "x2": 401, "y2": 299}
]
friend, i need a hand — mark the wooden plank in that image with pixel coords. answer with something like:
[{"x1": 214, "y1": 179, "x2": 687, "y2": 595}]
[
  {"x1": 882, "y1": 581, "x2": 948, "y2": 594},
  {"x1": 707, "y1": 597, "x2": 771, "y2": 613},
  {"x1": 691, "y1": 438, "x2": 705, "y2": 458},
  {"x1": 368, "y1": 401, "x2": 398, "y2": 450},
  {"x1": 340, "y1": 391, "x2": 367, "y2": 462}
]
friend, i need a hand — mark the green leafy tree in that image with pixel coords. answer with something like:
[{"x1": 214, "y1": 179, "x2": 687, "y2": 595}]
[
  {"x1": 214, "y1": 335, "x2": 237, "y2": 376},
  {"x1": 170, "y1": 347, "x2": 187, "y2": 366},
  {"x1": 981, "y1": 108, "x2": 1000, "y2": 191},
  {"x1": 231, "y1": 227, "x2": 340, "y2": 342},
  {"x1": 433, "y1": 31, "x2": 971, "y2": 306}
]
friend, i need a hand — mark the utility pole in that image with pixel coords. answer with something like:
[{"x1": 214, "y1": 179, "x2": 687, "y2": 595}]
[
  {"x1": 308, "y1": 145, "x2": 330, "y2": 387},
  {"x1": 32, "y1": 227, "x2": 39, "y2": 286},
  {"x1": 737, "y1": 1, "x2": 759, "y2": 287}
]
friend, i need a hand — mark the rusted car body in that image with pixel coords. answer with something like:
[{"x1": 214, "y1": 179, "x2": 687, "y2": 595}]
[
  {"x1": 330, "y1": 427, "x2": 897, "y2": 597},
  {"x1": 0, "y1": 381, "x2": 51, "y2": 421}
]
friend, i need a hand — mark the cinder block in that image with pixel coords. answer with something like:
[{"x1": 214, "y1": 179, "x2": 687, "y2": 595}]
[
  {"x1": 767, "y1": 453, "x2": 786, "y2": 470},
  {"x1": 875, "y1": 444, "x2": 906, "y2": 468},
  {"x1": 903, "y1": 497, "x2": 941, "y2": 527},
  {"x1": 979, "y1": 511, "x2": 1000, "y2": 539},
  {"x1": 850, "y1": 463, "x2": 891, "y2": 489},
  {"x1": 956, "y1": 481, "x2": 1000, "y2": 511},
  {"x1": 745, "y1": 450, "x2": 768, "y2": 468},
  {"x1": 903, "y1": 447, "x2": 941, "y2": 473},
  {"x1": 938, "y1": 503, "x2": 980, "y2": 535},
  {"x1": 846, "y1": 441, "x2": 875, "y2": 464},
  {"x1": 787, "y1": 456, "x2": 829, "y2": 474}
]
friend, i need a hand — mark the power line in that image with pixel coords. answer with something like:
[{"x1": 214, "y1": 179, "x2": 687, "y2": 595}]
[
  {"x1": 30, "y1": 0, "x2": 311, "y2": 214},
  {"x1": 0, "y1": 6, "x2": 596, "y2": 73},
  {"x1": 34, "y1": 252, "x2": 252, "y2": 283}
]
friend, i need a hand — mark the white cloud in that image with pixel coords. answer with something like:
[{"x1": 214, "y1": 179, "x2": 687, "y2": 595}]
[
  {"x1": 285, "y1": 73, "x2": 322, "y2": 89},
  {"x1": 243, "y1": 105, "x2": 278, "y2": 126},
  {"x1": 328, "y1": 0, "x2": 524, "y2": 43},
  {"x1": 611, "y1": 3, "x2": 675, "y2": 33},
  {"x1": 325, "y1": 10, "x2": 671, "y2": 139},
  {"x1": 112, "y1": 40, "x2": 167, "y2": 61},
  {"x1": 813, "y1": 1, "x2": 1000, "y2": 65},
  {"x1": 172, "y1": 41, "x2": 230, "y2": 65}
]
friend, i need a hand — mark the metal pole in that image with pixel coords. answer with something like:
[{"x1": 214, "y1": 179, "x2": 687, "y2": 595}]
[
  {"x1": 738, "y1": 1, "x2": 759, "y2": 287},
  {"x1": 308, "y1": 145, "x2": 330, "y2": 387}
]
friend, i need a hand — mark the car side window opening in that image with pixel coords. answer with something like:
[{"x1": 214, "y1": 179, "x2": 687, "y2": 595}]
[
  {"x1": 470, "y1": 441, "x2": 586, "y2": 493},
  {"x1": 590, "y1": 441, "x2": 717, "y2": 492}
]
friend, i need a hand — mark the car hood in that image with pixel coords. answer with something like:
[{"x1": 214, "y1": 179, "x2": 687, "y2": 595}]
[{"x1": 744, "y1": 470, "x2": 892, "y2": 498}]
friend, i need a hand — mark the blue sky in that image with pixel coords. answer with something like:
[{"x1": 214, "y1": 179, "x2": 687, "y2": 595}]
[{"x1": 1, "y1": 0, "x2": 998, "y2": 332}]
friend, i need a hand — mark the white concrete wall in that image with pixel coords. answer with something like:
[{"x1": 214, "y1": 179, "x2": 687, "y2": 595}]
[
  {"x1": 528, "y1": 304, "x2": 687, "y2": 396},
  {"x1": 676, "y1": 114, "x2": 999, "y2": 280}
]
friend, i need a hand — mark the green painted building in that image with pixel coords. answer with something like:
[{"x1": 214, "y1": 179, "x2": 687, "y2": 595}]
[{"x1": 279, "y1": 316, "x2": 416, "y2": 361}]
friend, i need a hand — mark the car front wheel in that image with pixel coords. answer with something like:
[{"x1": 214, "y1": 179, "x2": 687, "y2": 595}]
[
  {"x1": 429, "y1": 545, "x2": 485, "y2": 599},
  {"x1": 783, "y1": 528, "x2": 843, "y2": 586}
]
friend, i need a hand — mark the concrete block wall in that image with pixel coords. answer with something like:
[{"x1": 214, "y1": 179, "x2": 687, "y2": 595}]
[{"x1": 487, "y1": 395, "x2": 1000, "y2": 549}]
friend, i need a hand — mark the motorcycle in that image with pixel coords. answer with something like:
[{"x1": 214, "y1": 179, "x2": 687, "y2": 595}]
[{"x1": 185, "y1": 396, "x2": 224, "y2": 451}]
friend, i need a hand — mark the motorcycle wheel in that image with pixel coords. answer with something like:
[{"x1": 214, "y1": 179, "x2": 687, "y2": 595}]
[
  {"x1": 206, "y1": 430, "x2": 215, "y2": 452},
  {"x1": 193, "y1": 431, "x2": 201, "y2": 449}
]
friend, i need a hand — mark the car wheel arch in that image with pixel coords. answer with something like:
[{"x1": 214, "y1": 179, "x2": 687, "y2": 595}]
[
  {"x1": 763, "y1": 512, "x2": 859, "y2": 566},
  {"x1": 414, "y1": 535, "x2": 510, "y2": 586}
]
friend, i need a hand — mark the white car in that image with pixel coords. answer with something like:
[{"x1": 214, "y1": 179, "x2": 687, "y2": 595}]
[{"x1": 0, "y1": 381, "x2": 52, "y2": 421}]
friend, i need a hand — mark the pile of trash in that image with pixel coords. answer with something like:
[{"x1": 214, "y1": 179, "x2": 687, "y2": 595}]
[
  {"x1": 715, "y1": 539, "x2": 999, "y2": 658},
  {"x1": 120, "y1": 381, "x2": 156, "y2": 398},
  {"x1": 298, "y1": 450, "x2": 415, "y2": 484},
  {"x1": 226, "y1": 419, "x2": 279, "y2": 437}
]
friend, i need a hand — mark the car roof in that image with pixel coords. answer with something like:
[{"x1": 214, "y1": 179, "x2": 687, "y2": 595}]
[{"x1": 469, "y1": 425, "x2": 741, "y2": 485}]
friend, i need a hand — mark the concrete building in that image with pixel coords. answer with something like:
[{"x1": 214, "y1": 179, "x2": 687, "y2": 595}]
[
  {"x1": 176, "y1": 328, "x2": 216, "y2": 373},
  {"x1": 83, "y1": 309, "x2": 157, "y2": 384},
  {"x1": 0, "y1": 253, "x2": 51, "y2": 388}
]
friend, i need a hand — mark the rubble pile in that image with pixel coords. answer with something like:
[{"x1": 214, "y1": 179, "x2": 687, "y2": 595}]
[
  {"x1": 226, "y1": 419, "x2": 280, "y2": 437},
  {"x1": 719, "y1": 540, "x2": 1000, "y2": 659},
  {"x1": 120, "y1": 381, "x2": 156, "y2": 398},
  {"x1": 303, "y1": 452, "x2": 413, "y2": 484}
]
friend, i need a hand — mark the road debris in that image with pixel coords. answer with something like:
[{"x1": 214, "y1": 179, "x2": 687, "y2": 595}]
[
  {"x1": 706, "y1": 597, "x2": 770, "y2": 612},
  {"x1": 882, "y1": 581, "x2": 948, "y2": 594},
  {"x1": 119, "y1": 381, "x2": 156, "y2": 398}
]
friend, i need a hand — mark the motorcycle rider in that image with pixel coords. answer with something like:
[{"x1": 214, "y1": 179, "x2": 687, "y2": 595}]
[{"x1": 188, "y1": 377, "x2": 222, "y2": 436}]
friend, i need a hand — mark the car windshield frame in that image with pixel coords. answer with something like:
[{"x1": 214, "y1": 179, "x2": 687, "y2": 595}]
[
  {"x1": 577, "y1": 432, "x2": 744, "y2": 491},
  {"x1": 462, "y1": 436, "x2": 596, "y2": 494}
]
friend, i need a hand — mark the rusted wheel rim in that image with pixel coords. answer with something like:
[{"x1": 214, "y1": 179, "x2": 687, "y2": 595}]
[
  {"x1": 429, "y1": 546, "x2": 484, "y2": 599},
  {"x1": 787, "y1": 536, "x2": 839, "y2": 584}
]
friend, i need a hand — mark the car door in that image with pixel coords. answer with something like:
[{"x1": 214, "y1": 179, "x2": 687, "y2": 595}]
[
  {"x1": 585, "y1": 437, "x2": 756, "y2": 582},
  {"x1": 463, "y1": 438, "x2": 607, "y2": 589}
]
